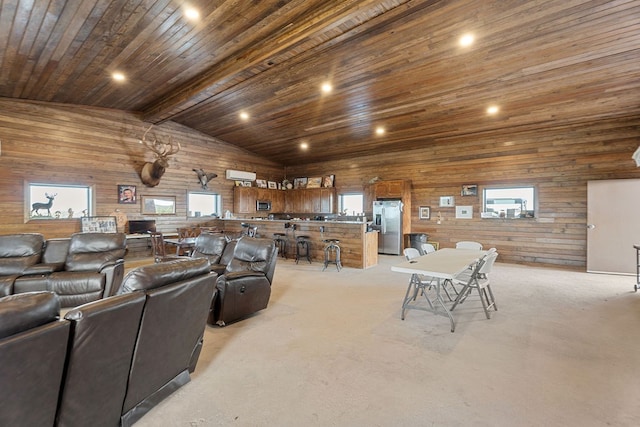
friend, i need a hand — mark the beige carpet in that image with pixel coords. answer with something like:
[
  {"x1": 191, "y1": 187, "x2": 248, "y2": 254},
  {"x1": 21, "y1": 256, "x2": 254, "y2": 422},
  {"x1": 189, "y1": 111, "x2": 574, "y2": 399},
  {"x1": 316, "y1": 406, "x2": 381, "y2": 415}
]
[{"x1": 134, "y1": 255, "x2": 640, "y2": 427}]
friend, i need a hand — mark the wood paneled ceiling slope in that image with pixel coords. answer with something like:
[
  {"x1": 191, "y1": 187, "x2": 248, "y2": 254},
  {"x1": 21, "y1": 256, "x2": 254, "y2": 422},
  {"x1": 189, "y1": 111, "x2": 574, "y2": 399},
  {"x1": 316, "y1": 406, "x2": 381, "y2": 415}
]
[{"x1": 0, "y1": 0, "x2": 638, "y2": 166}]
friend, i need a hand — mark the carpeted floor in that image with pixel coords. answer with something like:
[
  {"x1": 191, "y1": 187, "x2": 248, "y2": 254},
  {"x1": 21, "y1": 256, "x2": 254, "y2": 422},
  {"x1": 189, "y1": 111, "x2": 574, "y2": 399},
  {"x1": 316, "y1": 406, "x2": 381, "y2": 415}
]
[{"x1": 133, "y1": 255, "x2": 640, "y2": 427}]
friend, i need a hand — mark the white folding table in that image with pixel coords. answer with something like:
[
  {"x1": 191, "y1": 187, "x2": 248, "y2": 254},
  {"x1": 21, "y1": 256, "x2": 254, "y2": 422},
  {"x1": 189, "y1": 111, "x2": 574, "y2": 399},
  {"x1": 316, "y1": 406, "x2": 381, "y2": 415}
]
[{"x1": 391, "y1": 248, "x2": 486, "y2": 332}]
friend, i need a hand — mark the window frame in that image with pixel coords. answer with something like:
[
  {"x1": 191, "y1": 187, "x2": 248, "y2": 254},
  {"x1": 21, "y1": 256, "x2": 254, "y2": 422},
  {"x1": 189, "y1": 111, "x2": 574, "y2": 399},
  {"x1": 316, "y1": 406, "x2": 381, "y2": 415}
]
[
  {"x1": 481, "y1": 185, "x2": 536, "y2": 219},
  {"x1": 338, "y1": 193, "x2": 364, "y2": 216},
  {"x1": 187, "y1": 191, "x2": 223, "y2": 218},
  {"x1": 26, "y1": 181, "x2": 94, "y2": 222}
]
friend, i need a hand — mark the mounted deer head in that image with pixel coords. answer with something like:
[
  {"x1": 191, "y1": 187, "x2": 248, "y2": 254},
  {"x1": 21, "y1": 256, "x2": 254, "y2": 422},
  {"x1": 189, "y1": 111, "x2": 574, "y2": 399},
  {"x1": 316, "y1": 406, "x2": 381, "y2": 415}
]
[{"x1": 139, "y1": 125, "x2": 181, "y2": 187}]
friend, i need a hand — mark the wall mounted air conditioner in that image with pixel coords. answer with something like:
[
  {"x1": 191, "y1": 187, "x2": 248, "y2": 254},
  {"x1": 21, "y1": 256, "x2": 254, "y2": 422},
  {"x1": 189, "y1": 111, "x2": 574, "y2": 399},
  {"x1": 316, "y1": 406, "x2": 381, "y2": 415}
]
[{"x1": 225, "y1": 169, "x2": 257, "y2": 181}]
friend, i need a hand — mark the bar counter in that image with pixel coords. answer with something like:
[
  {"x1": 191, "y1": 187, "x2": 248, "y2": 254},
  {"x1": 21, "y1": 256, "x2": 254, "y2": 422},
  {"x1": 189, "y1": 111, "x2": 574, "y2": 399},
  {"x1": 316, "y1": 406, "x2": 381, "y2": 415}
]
[{"x1": 216, "y1": 219, "x2": 378, "y2": 269}]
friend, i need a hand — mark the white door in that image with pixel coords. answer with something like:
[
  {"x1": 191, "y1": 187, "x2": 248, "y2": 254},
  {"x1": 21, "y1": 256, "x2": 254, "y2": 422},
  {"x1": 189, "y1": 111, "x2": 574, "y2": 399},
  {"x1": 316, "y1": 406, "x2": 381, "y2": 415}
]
[{"x1": 587, "y1": 179, "x2": 640, "y2": 274}]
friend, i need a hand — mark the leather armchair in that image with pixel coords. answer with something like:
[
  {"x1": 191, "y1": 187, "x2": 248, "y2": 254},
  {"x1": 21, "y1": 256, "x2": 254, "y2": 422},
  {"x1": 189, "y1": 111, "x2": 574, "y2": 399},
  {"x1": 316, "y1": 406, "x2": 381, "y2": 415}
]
[
  {"x1": 117, "y1": 258, "x2": 217, "y2": 427},
  {"x1": 14, "y1": 232, "x2": 126, "y2": 307},
  {"x1": 210, "y1": 236, "x2": 277, "y2": 326},
  {"x1": 190, "y1": 232, "x2": 237, "y2": 275},
  {"x1": 0, "y1": 292, "x2": 70, "y2": 426},
  {"x1": 0, "y1": 233, "x2": 45, "y2": 296}
]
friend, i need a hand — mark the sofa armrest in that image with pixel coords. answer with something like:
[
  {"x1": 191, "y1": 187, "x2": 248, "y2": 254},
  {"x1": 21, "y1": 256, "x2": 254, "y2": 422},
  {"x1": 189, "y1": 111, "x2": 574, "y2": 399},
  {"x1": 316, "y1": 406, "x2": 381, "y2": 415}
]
[
  {"x1": 22, "y1": 262, "x2": 65, "y2": 275},
  {"x1": 100, "y1": 259, "x2": 125, "y2": 298}
]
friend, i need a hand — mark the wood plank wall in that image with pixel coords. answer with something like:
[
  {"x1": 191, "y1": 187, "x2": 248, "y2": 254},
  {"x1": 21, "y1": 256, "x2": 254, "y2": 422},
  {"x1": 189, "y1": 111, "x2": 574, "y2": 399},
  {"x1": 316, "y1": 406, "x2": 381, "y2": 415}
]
[
  {"x1": 286, "y1": 116, "x2": 640, "y2": 269},
  {"x1": 2, "y1": 97, "x2": 639, "y2": 269},
  {"x1": 0, "y1": 98, "x2": 282, "y2": 238}
]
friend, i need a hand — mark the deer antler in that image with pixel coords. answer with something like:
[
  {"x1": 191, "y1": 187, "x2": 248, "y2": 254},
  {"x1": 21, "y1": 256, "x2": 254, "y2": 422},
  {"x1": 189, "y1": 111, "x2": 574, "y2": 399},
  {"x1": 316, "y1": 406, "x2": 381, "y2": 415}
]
[{"x1": 140, "y1": 125, "x2": 181, "y2": 159}]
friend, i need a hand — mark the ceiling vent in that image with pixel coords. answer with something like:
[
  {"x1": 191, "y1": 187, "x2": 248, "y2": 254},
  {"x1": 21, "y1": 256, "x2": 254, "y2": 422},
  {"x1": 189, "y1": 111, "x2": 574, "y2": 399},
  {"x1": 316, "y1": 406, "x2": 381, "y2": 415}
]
[{"x1": 225, "y1": 169, "x2": 257, "y2": 181}]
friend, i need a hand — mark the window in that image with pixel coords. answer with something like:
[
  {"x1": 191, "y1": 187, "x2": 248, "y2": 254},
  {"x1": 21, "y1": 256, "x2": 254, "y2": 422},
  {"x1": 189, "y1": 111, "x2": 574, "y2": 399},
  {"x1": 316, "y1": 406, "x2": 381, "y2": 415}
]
[
  {"x1": 483, "y1": 186, "x2": 535, "y2": 219},
  {"x1": 338, "y1": 193, "x2": 364, "y2": 215},
  {"x1": 28, "y1": 183, "x2": 92, "y2": 219},
  {"x1": 188, "y1": 192, "x2": 222, "y2": 217}
]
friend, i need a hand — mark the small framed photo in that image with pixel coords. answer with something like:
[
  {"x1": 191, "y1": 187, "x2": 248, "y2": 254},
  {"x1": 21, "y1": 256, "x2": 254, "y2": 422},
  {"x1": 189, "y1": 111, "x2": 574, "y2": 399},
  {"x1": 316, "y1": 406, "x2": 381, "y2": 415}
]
[
  {"x1": 461, "y1": 184, "x2": 478, "y2": 196},
  {"x1": 294, "y1": 177, "x2": 307, "y2": 189},
  {"x1": 306, "y1": 177, "x2": 322, "y2": 188},
  {"x1": 456, "y1": 205, "x2": 473, "y2": 219},
  {"x1": 235, "y1": 180, "x2": 243, "y2": 187},
  {"x1": 268, "y1": 181, "x2": 277, "y2": 189},
  {"x1": 118, "y1": 185, "x2": 137, "y2": 204},
  {"x1": 256, "y1": 179, "x2": 267, "y2": 189},
  {"x1": 323, "y1": 175, "x2": 335, "y2": 188},
  {"x1": 419, "y1": 206, "x2": 431, "y2": 220},
  {"x1": 242, "y1": 181, "x2": 252, "y2": 187},
  {"x1": 439, "y1": 196, "x2": 455, "y2": 207}
]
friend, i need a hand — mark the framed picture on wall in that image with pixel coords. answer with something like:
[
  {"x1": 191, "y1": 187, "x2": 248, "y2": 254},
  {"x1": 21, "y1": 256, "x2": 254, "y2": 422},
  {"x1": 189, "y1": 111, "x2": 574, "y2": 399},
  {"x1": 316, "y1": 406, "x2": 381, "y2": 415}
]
[
  {"x1": 461, "y1": 184, "x2": 478, "y2": 196},
  {"x1": 419, "y1": 206, "x2": 431, "y2": 220},
  {"x1": 268, "y1": 181, "x2": 277, "y2": 189},
  {"x1": 118, "y1": 185, "x2": 137, "y2": 204},
  {"x1": 439, "y1": 196, "x2": 455, "y2": 207}
]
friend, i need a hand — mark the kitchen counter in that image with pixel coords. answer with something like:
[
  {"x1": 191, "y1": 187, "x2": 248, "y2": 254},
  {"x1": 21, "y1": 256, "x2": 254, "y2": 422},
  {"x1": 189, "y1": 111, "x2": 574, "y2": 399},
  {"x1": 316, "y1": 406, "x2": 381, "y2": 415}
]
[{"x1": 209, "y1": 218, "x2": 377, "y2": 269}]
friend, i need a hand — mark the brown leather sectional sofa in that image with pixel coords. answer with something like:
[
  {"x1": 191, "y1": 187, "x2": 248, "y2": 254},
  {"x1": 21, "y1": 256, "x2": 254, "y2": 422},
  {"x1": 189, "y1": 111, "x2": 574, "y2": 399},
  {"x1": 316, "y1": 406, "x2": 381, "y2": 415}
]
[
  {"x1": 0, "y1": 232, "x2": 126, "y2": 306},
  {"x1": 0, "y1": 258, "x2": 217, "y2": 426}
]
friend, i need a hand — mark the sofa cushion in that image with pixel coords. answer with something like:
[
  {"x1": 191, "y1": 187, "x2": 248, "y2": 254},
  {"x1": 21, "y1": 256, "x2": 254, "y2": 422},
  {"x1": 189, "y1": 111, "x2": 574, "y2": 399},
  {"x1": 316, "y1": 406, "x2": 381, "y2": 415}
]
[
  {"x1": 0, "y1": 233, "x2": 44, "y2": 275},
  {"x1": 225, "y1": 237, "x2": 275, "y2": 275},
  {"x1": 118, "y1": 258, "x2": 211, "y2": 293},
  {"x1": 191, "y1": 234, "x2": 227, "y2": 265},
  {"x1": 0, "y1": 291, "x2": 60, "y2": 339},
  {"x1": 65, "y1": 233, "x2": 126, "y2": 272}
]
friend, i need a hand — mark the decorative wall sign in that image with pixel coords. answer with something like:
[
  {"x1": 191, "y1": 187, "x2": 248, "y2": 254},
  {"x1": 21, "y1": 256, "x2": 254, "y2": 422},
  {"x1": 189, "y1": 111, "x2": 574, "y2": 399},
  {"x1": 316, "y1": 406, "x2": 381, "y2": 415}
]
[
  {"x1": 268, "y1": 181, "x2": 277, "y2": 189},
  {"x1": 439, "y1": 196, "x2": 455, "y2": 207},
  {"x1": 456, "y1": 205, "x2": 473, "y2": 219},
  {"x1": 81, "y1": 216, "x2": 117, "y2": 233},
  {"x1": 461, "y1": 184, "x2": 478, "y2": 196},
  {"x1": 419, "y1": 206, "x2": 431, "y2": 220}
]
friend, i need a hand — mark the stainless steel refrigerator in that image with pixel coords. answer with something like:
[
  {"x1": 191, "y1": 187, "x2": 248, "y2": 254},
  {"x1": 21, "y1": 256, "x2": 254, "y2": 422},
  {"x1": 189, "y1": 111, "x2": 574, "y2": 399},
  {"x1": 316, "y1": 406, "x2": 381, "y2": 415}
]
[{"x1": 372, "y1": 200, "x2": 403, "y2": 255}]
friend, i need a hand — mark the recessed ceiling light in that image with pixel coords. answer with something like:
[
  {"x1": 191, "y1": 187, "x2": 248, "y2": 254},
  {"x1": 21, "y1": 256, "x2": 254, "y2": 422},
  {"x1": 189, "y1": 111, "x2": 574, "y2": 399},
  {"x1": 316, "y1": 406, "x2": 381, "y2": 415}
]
[
  {"x1": 112, "y1": 72, "x2": 125, "y2": 82},
  {"x1": 239, "y1": 111, "x2": 249, "y2": 121},
  {"x1": 184, "y1": 8, "x2": 200, "y2": 20},
  {"x1": 321, "y1": 82, "x2": 332, "y2": 93},
  {"x1": 487, "y1": 105, "x2": 499, "y2": 115},
  {"x1": 300, "y1": 141, "x2": 309, "y2": 150},
  {"x1": 459, "y1": 33, "x2": 474, "y2": 47},
  {"x1": 375, "y1": 126, "x2": 385, "y2": 136}
]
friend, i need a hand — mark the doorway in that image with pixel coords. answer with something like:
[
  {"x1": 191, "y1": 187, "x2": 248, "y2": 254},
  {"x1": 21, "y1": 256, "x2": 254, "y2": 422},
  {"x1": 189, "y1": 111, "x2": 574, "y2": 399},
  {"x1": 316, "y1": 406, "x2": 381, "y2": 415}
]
[{"x1": 587, "y1": 179, "x2": 640, "y2": 275}]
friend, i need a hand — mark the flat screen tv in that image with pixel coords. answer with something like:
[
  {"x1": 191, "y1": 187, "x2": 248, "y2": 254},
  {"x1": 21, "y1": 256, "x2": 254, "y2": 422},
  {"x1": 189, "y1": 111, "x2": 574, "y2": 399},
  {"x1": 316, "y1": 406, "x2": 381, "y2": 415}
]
[{"x1": 128, "y1": 220, "x2": 156, "y2": 234}]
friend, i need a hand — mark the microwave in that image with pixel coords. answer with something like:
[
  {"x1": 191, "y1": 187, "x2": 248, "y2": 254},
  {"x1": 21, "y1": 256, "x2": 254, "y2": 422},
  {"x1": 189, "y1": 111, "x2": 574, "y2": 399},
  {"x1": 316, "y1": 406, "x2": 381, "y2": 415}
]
[{"x1": 256, "y1": 200, "x2": 271, "y2": 211}]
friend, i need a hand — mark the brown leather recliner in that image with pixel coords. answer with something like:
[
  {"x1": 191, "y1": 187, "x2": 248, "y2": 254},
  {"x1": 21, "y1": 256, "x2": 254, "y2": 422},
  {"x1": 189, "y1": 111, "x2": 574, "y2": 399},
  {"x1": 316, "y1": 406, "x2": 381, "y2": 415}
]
[
  {"x1": 13, "y1": 232, "x2": 127, "y2": 307},
  {"x1": 117, "y1": 258, "x2": 217, "y2": 427},
  {"x1": 190, "y1": 232, "x2": 237, "y2": 275},
  {"x1": 56, "y1": 292, "x2": 146, "y2": 427},
  {"x1": 0, "y1": 291, "x2": 70, "y2": 426},
  {"x1": 0, "y1": 233, "x2": 45, "y2": 296},
  {"x1": 210, "y1": 236, "x2": 277, "y2": 326}
]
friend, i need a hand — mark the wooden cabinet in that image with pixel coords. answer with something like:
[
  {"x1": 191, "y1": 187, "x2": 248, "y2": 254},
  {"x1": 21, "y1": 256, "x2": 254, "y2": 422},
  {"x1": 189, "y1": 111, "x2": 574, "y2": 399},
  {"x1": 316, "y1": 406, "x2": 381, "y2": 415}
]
[
  {"x1": 234, "y1": 187, "x2": 256, "y2": 214},
  {"x1": 235, "y1": 187, "x2": 335, "y2": 215},
  {"x1": 374, "y1": 180, "x2": 407, "y2": 199}
]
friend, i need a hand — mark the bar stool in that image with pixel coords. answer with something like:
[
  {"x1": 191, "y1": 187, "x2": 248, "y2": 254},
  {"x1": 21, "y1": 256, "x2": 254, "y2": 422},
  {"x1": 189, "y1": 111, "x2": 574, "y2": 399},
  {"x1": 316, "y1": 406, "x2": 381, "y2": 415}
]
[
  {"x1": 273, "y1": 233, "x2": 287, "y2": 258},
  {"x1": 295, "y1": 235, "x2": 312, "y2": 264},
  {"x1": 323, "y1": 239, "x2": 342, "y2": 271},
  {"x1": 241, "y1": 223, "x2": 258, "y2": 237}
]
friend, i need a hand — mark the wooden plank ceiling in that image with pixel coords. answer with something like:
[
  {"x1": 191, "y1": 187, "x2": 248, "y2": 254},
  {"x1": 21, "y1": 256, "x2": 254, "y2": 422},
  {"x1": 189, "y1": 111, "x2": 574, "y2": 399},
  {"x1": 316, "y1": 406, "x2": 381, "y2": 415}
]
[{"x1": 0, "y1": 0, "x2": 638, "y2": 166}]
